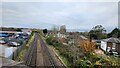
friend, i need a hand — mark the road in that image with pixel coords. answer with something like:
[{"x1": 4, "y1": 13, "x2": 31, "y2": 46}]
[{"x1": 25, "y1": 33, "x2": 65, "y2": 68}]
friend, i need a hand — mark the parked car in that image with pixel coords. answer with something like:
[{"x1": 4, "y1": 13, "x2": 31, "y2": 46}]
[
  {"x1": 112, "y1": 52, "x2": 118, "y2": 55},
  {"x1": 8, "y1": 42, "x2": 20, "y2": 47},
  {"x1": 0, "y1": 40, "x2": 6, "y2": 44},
  {"x1": 109, "y1": 50, "x2": 118, "y2": 55},
  {"x1": 2, "y1": 37, "x2": 10, "y2": 43},
  {"x1": 21, "y1": 36, "x2": 28, "y2": 40}
]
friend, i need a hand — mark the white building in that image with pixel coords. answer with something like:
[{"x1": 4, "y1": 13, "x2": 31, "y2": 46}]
[
  {"x1": 100, "y1": 37, "x2": 120, "y2": 54},
  {"x1": 57, "y1": 32, "x2": 67, "y2": 38}
]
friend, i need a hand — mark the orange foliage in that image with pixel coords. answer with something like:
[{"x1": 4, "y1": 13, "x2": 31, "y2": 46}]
[
  {"x1": 80, "y1": 40, "x2": 96, "y2": 52},
  {"x1": 59, "y1": 38, "x2": 66, "y2": 43}
]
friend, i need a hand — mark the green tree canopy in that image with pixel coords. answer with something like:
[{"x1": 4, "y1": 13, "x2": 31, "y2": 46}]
[
  {"x1": 89, "y1": 25, "x2": 107, "y2": 40},
  {"x1": 43, "y1": 29, "x2": 47, "y2": 34},
  {"x1": 107, "y1": 28, "x2": 120, "y2": 38}
]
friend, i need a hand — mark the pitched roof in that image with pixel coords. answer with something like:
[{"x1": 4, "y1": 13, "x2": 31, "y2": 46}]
[
  {"x1": 80, "y1": 35, "x2": 88, "y2": 40},
  {"x1": 102, "y1": 37, "x2": 120, "y2": 43}
]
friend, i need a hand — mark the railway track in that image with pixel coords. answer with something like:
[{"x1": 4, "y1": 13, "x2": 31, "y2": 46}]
[
  {"x1": 39, "y1": 35, "x2": 56, "y2": 68},
  {"x1": 24, "y1": 33, "x2": 65, "y2": 68},
  {"x1": 25, "y1": 36, "x2": 37, "y2": 67}
]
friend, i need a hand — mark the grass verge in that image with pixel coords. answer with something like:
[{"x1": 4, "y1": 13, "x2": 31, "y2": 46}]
[
  {"x1": 15, "y1": 33, "x2": 34, "y2": 61},
  {"x1": 50, "y1": 45, "x2": 70, "y2": 67}
]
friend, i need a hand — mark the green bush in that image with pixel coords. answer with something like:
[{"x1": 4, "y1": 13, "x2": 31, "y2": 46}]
[
  {"x1": 46, "y1": 36, "x2": 53, "y2": 45},
  {"x1": 46, "y1": 35, "x2": 62, "y2": 47}
]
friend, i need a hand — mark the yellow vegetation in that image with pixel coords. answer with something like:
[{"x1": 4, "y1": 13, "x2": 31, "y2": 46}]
[{"x1": 80, "y1": 40, "x2": 96, "y2": 52}]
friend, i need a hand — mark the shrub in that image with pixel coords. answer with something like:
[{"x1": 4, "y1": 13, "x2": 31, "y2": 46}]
[{"x1": 46, "y1": 36, "x2": 53, "y2": 45}]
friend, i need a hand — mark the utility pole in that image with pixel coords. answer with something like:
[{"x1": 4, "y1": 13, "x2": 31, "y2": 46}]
[{"x1": 118, "y1": 2, "x2": 120, "y2": 29}]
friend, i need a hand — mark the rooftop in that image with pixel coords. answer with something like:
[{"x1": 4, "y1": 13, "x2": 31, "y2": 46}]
[{"x1": 102, "y1": 37, "x2": 120, "y2": 43}]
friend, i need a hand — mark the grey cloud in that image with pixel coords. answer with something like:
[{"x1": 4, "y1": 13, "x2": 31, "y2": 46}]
[{"x1": 2, "y1": 2, "x2": 118, "y2": 32}]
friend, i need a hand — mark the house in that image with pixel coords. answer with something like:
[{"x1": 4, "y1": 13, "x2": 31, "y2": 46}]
[
  {"x1": 67, "y1": 33, "x2": 88, "y2": 46},
  {"x1": 57, "y1": 32, "x2": 67, "y2": 38},
  {"x1": 100, "y1": 37, "x2": 120, "y2": 55},
  {"x1": 79, "y1": 35, "x2": 88, "y2": 40},
  {"x1": 92, "y1": 40, "x2": 101, "y2": 49}
]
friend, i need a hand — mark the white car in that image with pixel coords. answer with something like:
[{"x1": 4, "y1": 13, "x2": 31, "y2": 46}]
[
  {"x1": 0, "y1": 40, "x2": 6, "y2": 44},
  {"x1": 8, "y1": 42, "x2": 20, "y2": 47},
  {"x1": 113, "y1": 52, "x2": 118, "y2": 55}
]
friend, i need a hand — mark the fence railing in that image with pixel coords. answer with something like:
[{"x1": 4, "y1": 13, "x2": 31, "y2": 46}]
[{"x1": 7, "y1": 35, "x2": 31, "y2": 60}]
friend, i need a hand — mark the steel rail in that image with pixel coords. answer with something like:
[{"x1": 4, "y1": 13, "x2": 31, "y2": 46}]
[
  {"x1": 25, "y1": 35, "x2": 37, "y2": 67},
  {"x1": 39, "y1": 33, "x2": 56, "y2": 68}
]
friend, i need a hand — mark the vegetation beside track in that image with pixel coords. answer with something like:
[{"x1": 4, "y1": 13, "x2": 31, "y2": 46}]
[
  {"x1": 15, "y1": 33, "x2": 34, "y2": 61},
  {"x1": 46, "y1": 34, "x2": 120, "y2": 67}
]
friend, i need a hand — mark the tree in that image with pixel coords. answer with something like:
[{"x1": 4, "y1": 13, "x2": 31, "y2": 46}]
[
  {"x1": 43, "y1": 29, "x2": 47, "y2": 34},
  {"x1": 51, "y1": 25, "x2": 59, "y2": 37},
  {"x1": 60, "y1": 25, "x2": 66, "y2": 33},
  {"x1": 16, "y1": 28, "x2": 22, "y2": 32},
  {"x1": 52, "y1": 25, "x2": 59, "y2": 32},
  {"x1": 89, "y1": 25, "x2": 107, "y2": 40},
  {"x1": 107, "y1": 28, "x2": 120, "y2": 38}
]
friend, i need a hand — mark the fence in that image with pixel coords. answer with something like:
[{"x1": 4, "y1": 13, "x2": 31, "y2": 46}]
[{"x1": 7, "y1": 35, "x2": 31, "y2": 60}]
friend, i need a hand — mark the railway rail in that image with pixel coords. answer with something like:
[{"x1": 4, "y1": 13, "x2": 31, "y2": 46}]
[
  {"x1": 24, "y1": 33, "x2": 65, "y2": 68},
  {"x1": 39, "y1": 34, "x2": 56, "y2": 68},
  {"x1": 25, "y1": 36, "x2": 37, "y2": 67}
]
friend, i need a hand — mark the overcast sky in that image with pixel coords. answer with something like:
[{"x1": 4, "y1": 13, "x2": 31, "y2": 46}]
[{"x1": 1, "y1": 1, "x2": 119, "y2": 32}]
